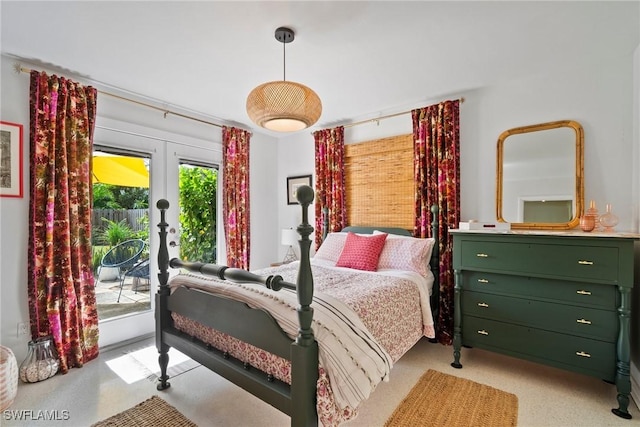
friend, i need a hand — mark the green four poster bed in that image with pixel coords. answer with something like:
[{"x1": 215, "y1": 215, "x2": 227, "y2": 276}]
[{"x1": 154, "y1": 186, "x2": 440, "y2": 426}]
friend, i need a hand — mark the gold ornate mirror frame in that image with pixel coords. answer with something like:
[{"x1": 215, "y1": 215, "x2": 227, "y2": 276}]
[{"x1": 496, "y1": 120, "x2": 584, "y2": 230}]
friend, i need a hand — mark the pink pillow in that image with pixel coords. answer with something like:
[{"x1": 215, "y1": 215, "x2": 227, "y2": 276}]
[
  {"x1": 376, "y1": 231, "x2": 435, "y2": 277},
  {"x1": 336, "y1": 232, "x2": 388, "y2": 271},
  {"x1": 314, "y1": 232, "x2": 348, "y2": 263}
]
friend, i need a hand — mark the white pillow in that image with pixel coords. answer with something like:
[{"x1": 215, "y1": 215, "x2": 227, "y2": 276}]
[
  {"x1": 313, "y1": 232, "x2": 348, "y2": 263},
  {"x1": 374, "y1": 230, "x2": 435, "y2": 277}
]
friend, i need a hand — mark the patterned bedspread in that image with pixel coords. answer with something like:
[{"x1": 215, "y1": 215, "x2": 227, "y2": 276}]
[{"x1": 168, "y1": 260, "x2": 434, "y2": 426}]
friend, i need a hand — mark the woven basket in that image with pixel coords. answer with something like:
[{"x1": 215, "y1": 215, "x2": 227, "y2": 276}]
[{"x1": 1, "y1": 345, "x2": 18, "y2": 410}]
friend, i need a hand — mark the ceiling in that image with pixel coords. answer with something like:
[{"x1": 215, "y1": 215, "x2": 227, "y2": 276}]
[{"x1": 2, "y1": 1, "x2": 639, "y2": 137}]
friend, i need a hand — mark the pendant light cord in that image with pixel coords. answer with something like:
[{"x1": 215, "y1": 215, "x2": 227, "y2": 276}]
[{"x1": 282, "y1": 39, "x2": 287, "y2": 82}]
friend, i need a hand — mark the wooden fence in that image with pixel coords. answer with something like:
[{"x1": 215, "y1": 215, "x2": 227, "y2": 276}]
[{"x1": 93, "y1": 209, "x2": 148, "y2": 234}]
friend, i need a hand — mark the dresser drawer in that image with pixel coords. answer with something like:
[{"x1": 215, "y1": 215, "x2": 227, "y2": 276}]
[
  {"x1": 459, "y1": 240, "x2": 619, "y2": 282},
  {"x1": 464, "y1": 271, "x2": 618, "y2": 310},
  {"x1": 462, "y1": 316, "x2": 615, "y2": 380},
  {"x1": 462, "y1": 291, "x2": 618, "y2": 342}
]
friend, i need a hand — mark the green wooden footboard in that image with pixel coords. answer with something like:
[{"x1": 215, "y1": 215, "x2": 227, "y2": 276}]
[
  {"x1": 155, "y1": 185, "x2": 318, "y2": 427},
  {"x1": 155, "y1": 187, "x2": 441, "y2": 426}
]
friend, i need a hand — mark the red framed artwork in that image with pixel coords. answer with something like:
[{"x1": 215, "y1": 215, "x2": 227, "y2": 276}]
[{"x1": 0, "y1": 121, "x2": 24, "y2": 198}]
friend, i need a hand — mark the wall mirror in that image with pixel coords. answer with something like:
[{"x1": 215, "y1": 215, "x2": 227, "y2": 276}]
[{"x1": 496, "y1": 120, "x2": 584, "y2": 230}]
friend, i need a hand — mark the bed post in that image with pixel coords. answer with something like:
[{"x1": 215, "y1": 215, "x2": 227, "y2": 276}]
[
  {"x1": 155, "y1": 199, "x2": 171, "y2": 391},
  {"x1": 322, "y1": 206, "x2": 329, "y2": 240},
  {"x1": 290, "y1": 185, "x2": 319, "y2": 427}
]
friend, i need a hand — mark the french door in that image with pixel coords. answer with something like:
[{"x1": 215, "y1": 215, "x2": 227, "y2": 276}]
[
  {"x1": 163, "y1": 142, "x2": 222, "y2": 268},
  {"x1": 95, "y1": 125, "x2": 220, "y2": 348}
]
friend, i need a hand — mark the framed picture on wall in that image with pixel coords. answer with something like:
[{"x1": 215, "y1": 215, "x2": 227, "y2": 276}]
[
  {"x1": 287, "y1": 175, "x2": 312, "y2": 205},
  {"x1": 0, "y1": 121, "x2": 24, "y2": 198}
]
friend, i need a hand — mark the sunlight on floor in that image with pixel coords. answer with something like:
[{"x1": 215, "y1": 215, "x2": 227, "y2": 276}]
[{"x1": 105, "y1": 345, "x2": 191, "y2": 384}]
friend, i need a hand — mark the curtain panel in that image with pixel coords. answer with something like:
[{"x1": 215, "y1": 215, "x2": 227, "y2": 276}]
[
  {"x1": 412, "y1": 100, "x2": 460, "y2": 345},
  {"x1": 313, "y1": 126, "x2": 346, "y2": 250},
  {"x1": 222, "y1": 126, "x2": 251, "y2": 269},
  {"x1": 28, "y1": 71, "x2": 99, "y2": 372}
]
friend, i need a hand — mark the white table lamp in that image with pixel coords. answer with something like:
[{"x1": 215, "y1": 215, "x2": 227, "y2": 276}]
[{"x1": 281, "y1": 228, "x2": 298, "y2": 263}]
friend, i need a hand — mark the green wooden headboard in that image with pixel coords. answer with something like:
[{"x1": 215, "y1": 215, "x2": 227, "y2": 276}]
[{"x1": 340, "y1": 226, "x2": 412, "y2": 236}]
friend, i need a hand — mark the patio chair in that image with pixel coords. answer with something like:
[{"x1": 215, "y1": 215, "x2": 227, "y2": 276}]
[
  {"x1": 120, "y1": 258, "x2": 150, "y2": 302},
  {"x1": 96, "y1": 239, "x2": 145, "y2": 301}
]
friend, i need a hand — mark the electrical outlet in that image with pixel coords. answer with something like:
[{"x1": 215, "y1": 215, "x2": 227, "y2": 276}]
[{"x1": 17, "y1": 322, "x2": 29, "y2": 336}]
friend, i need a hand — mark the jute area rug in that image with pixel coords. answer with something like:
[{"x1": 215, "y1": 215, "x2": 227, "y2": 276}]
[
  {"x1": 385, "y1": 369, "x2": 518, "y2": 427},
  {"x1": 91, "y1": 395, "x2": 197, "y2": 427}
]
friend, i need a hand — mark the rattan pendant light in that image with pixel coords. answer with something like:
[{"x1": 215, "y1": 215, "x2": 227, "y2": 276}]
[{"x1": 246, "y1": 27, "x2": 322, "y2": 132}]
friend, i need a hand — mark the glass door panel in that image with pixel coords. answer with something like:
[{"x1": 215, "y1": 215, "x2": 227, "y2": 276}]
[
  {"x1": 93, "y1": 150, "x2": 151, "y2": 322},
  {"x1": 178, "y1": 162, "x2": 218, "y2": 264}
]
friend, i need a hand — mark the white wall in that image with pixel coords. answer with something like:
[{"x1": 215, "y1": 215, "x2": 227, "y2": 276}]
[
  {"x1": 0, "y1": 56, "x2": 32, "y2": 363},
  {"x1": 0, "y1": 54, "x2": 278, "y2": 361},
  {"x1": 277, "y1": 53, "x2": 637, "y2": 232},
  {"x1": 468, "y1": 58, "x2": 636, "y2": 228},
  {"x1": 276, "y1": 134, "x2": 316, "y2": 260}
]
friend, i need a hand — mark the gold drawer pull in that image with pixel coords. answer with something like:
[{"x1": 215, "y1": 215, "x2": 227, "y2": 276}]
[
  {"x1": 476, "y1": 253, "x2": 489, "y2": 258},
  {"x1": 576, "y1": 318, "x2": 592, "y2": 325},
  {"x1": 477, "y1": 302, "x2": 489, "y2": 308},
  {"x1": 576, "y1": 290, "x2": 592, "y2": 296},
  {"x1": 477, "y1": 279, "x2": 489, "y2": 283},
  {"x1": 477, "y1": 330, "x2": 489, "y2": 336},
  {"x1": 578, "y1": 260, "x2": 594, "y2": 265},
  {"x1": 576, "y1": 351, "x2": 591, "y2": 358}
]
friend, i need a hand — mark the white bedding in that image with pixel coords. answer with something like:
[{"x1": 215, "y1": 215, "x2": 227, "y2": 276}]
[
  {"x1": 170, "y1": 269, "x2": 392, "y2": 410},
  {"x1": 309, "y1": 258, "x2": 435, "y2": 338}
]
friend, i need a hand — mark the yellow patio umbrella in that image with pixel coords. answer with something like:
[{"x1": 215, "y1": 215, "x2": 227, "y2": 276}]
[{"x1": 92, "y1": 156, "x2": 149, "y2": 188}]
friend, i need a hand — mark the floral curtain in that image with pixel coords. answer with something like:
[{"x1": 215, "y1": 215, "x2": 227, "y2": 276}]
[
  {"x1": 28, "y1": 71, "x2": 99, "y2": 372},
  {"x1": 222, "y1": 126, "x2": 251, "y2": 269},
  {"x1": 412, "y1": 100, "x2": 460, "y2": 345},
  {"x1": 313, "y1": 126, "x2": 346, "y2": 249}
]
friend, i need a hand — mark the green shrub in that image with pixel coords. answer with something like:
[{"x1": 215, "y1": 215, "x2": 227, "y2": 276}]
[
  {"x1": 92, "y1": 246, "x2": 108, "y2": 274},
  {"x1": 133, "y1": 214, "x2": 150, "y2": 259},
  {"x1": 179, "y1": 166, "x2": 217, "y2": 263},
  {"x1": 99, "y1": 218, "x2": 134, "y2": 246}
]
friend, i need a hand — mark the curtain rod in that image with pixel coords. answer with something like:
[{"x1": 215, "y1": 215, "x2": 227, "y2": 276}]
[
  {"x1": 14, "y1": 63, "x2": 223, "y2": 129},
  {"x1": 96, "y1": 125, "x2": 223, "y2": 154},
  {"x1": 341, "y1": 97, "x2": 465, "y2": 130}
]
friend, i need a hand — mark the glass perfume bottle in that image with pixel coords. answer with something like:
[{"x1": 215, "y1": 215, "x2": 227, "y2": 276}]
[
  {"x1": 581, "y1": 200, "x2": 599, "y2": 232},
  {"x1": 579, "y1": 215, "x2": 595, "y2": 232},
  {"x1": 599, "y1": 204, "x2": 619, "y2": 232}
]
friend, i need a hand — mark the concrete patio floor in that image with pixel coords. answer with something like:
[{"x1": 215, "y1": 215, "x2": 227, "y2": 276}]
[{"x1": 95, "y1": 276, "x2": 151, "y2": 320}]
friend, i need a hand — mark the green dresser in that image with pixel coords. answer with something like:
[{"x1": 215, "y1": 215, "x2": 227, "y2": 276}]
[{"x1": 450, "y1": 230, "x2": 638, "y2": 420}]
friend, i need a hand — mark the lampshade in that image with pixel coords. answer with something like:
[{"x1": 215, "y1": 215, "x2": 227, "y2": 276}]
[
  {"x1": 246, "y1": 81, "x2": 321, "y2": 132},
  {"x1": 281, "y1": 228, "x2": 299, "y2": 246},
  {"x1": 246, "y1": 27, "x2": 322, "y2": 132}
]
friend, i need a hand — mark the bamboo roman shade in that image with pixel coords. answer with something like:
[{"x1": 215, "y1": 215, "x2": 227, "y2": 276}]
[{"x1": 345, "y1": 134, "x2": 413, "y2": 230}]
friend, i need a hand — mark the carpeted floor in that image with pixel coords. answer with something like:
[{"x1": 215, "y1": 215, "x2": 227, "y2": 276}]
[
  {"x1": 385, "y1": 369, "x2": 518, "y2": 426},
  {"x1": 91, "y1": 396, "x2": 197, "y2": 427},
  {"x1": 6, "y1": 338, "x2": 637, "y2": 426},
  {"x1": 105, "y1": 344, "x2": 200, "y2": 384}
]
